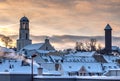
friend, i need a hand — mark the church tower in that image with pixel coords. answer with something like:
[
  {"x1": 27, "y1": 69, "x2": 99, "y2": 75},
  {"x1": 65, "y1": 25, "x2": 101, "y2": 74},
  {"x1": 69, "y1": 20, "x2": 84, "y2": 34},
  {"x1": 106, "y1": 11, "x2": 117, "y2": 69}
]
[
  {"x1": 17, "y1": 16, "x2": 32, "y2": 51},
  {"x1": 104, "y1": 24, "x2": 112, "y2": 54}
]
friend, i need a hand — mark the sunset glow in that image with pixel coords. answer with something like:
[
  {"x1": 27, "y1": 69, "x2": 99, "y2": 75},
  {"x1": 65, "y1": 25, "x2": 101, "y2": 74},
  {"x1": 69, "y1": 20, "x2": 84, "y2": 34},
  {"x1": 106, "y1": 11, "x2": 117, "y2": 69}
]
[{"x1": 0, "y1": 0, "x2": 120, "y2": 49}]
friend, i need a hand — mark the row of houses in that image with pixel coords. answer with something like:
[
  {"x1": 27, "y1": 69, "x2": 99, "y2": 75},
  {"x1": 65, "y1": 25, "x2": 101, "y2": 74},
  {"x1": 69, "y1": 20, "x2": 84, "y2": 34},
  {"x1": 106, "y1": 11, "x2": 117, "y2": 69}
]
[{"x1": 0, "y1": 16, "x2": 120, "y2": 77}]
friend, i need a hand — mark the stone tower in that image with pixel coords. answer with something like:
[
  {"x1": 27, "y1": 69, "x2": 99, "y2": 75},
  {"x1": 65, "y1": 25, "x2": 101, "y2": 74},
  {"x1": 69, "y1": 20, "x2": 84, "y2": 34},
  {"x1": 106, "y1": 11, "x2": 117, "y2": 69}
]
[
  {"x1": 104, "y1": 24, "x2": 112, "y2": 54},
  {"x1": 17, "y1": 16, "x2": 32, "y2": 51}
]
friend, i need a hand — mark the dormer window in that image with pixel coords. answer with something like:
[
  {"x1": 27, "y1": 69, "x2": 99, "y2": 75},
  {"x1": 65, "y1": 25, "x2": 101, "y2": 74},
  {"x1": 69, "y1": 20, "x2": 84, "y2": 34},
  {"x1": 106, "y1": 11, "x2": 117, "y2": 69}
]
[
  {"x1": 69, "y1": 66, "x2": 72, "y2": 68},
  {"x1": 109, "y1": 66, "x2": 111, "y2": 68},
  {"x1": 114, "y1": 66, "x2": 117, "y2": 68},
  {"x1": 88, "y1": 66, "x2": 90, "y2": 69}
]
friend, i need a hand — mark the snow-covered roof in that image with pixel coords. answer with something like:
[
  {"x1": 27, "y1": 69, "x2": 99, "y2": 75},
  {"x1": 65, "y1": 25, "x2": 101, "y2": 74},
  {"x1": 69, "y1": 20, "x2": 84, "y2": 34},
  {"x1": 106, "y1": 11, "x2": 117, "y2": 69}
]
[
  {"x1": 0, "y1": 60, "x2": 38, "y2": 74},
  {"x1": 21, "y1": 43, "x2": 44, "y2": 50},
  {"x1": 50, "y1": 55, "x2": 62, "y2": 61},
  {"x1": 36, "y1": 50, "x2": 50, "y2": 54},
  {"x1": 61, "y1": 63, "x2": 103, "y2": 73},
  {"x1": 103, "y1": 63, "x2": 119, "y2": 67},
  {"x1": 112, "y1": 46, "x2": 119, "y2": 51},
  {"x1": 41, "y1": 63, "x2": 56, "y2": 71},
  {"x1": 63, "y1": 52, "x2": 96, "y2": 63},
  {"x1": 64, "y1": 56, "x2": 96, "y2": 63},
  {"x1": 43, "y1": 70, "x2": 61, "y2": 75},
  {"x1": 103, "y1": 55, "x2": 120, "y2": 63},
  {"x1": 0, "y1": 47, "x2": 15, "y2": 53},
  {"x1": 0, "y1": 59, "x2": 57, "y2": 75},
  {"x1": 66, "y1": 51, "x2": 96, "y2": 57},
  {"x1": 101, "y1": 63, "x2": 120, "y2": 73},
  {"x1": 0, "y1": 47, "x2": 15, "y2": 57}
]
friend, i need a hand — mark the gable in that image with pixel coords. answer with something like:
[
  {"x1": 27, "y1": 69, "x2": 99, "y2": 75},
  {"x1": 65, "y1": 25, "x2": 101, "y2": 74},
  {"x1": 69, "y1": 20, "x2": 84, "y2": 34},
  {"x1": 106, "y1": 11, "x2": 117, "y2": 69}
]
[
  {"x1": 21, "y1": 43, "x2": 44, "y2": 51},
  {"x1": 39, "y1": 42, "x2": 55, "y2": 51},
  {"x1": 79, "y1": 66, "x2": 87, "y2": 73}
]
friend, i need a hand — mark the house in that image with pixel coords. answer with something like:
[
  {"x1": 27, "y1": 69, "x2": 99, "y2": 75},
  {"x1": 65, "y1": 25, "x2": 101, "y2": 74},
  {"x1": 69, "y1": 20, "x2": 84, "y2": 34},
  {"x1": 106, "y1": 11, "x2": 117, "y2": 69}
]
[
  {"x1": 61, "y1": 63, "x2": 103, "y2": 76},
  {"x1": 19, "y1": 38, "x2": 55, "y2": 57}
]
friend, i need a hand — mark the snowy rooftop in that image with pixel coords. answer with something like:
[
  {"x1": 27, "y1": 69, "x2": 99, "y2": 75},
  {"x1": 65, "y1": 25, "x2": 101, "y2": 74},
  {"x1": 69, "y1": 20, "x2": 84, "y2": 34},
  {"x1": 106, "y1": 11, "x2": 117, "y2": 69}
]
[
  {"x1": 103, "y1": 63, "x2": 120, "y2": 70},
  {"x1": 43, "y1": 71, "x2": 61, "y2": 75},
  {"x1": 21, "y1": 43, "x2": 44, "y2": 51},
  {"x1": 66, "y1": 51, "x2": 96, "y2": 57},
  {"x1": 0, "y1": 60, "x2": 38, "y2": 74},
  {"x1": 36, "y1": 50, "x2": 50, "y2": 54},
  {"x1": 112, "y1": 46, "x2": 119, "y2": 50},
  {"x1": 64, "y1": 56, "x2": 96, "y2": 63},
  {"x1": 50, "y1": 55, "x2": 62, "y2": 62},
  {"x1": 61, "y1": 63, "x2": 103, "y2": 73},
  {"x1": 0, "y1": 47, "x2": 15, "y2": 56},
  {"x1": 103, "y1": 55, "x2": 120, "y2": 63}
]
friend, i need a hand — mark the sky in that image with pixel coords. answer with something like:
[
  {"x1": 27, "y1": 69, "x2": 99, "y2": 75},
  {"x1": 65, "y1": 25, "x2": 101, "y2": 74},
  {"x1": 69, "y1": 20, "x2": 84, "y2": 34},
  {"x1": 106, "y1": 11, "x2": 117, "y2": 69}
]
[{"x1": 0, "y1": 0, "x2": 120, "y2": 49}]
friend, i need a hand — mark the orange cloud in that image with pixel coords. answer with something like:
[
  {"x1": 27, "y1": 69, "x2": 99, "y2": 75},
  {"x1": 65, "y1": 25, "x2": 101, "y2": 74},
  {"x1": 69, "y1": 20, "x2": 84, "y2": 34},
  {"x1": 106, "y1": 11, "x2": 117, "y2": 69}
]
[{"x1": 0, "y1": 0, "x2": 120, "y2": 49}]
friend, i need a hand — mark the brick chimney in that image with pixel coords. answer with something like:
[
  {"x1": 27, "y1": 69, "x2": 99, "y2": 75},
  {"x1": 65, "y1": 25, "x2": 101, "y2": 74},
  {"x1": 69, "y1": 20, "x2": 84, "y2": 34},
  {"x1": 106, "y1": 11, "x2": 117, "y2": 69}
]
[{"x1": 37, "y1": 67, "x2": 43, "y2": 75}]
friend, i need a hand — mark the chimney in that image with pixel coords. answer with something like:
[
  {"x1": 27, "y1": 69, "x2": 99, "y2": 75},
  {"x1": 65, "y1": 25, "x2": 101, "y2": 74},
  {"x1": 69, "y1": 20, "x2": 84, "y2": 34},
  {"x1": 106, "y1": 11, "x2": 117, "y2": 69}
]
[
  {"x1": 55, "y1": 62, "x2": 60, "y2": 71},
  {"x1": 37, "y1": 67, "x2": 43, "y2": 75}
]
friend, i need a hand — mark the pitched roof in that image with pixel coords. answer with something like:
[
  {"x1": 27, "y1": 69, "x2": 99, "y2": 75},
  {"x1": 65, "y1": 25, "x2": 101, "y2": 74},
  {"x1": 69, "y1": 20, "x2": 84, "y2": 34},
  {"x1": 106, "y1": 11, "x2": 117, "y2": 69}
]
[
  {"x1": 66, "y1": 51, "x2": 96, "y2": 57},
  {"x1": 22, "y1": 43, "x2": 44, "y2": 50},
  {"x1": 0, "y1": 60, "x2": 38, "y2": 74},
  {"x1": 104, "y1": 24, "x2": 112, "y2": 30},
  {"x1": 61, "y1": 63, "x2": 103, "y2": 73}
]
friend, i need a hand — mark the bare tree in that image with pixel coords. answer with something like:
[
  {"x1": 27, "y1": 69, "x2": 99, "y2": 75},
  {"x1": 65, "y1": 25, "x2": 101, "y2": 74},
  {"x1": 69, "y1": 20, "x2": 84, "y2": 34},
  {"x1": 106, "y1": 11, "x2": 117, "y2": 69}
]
[
  {"x1": 98, "y1": 44, "x2": 102, "y2": 50},
  {"x1": 1, "y1": 36, "x2": 13, "y2": 48},
  {"x1": 79, "y1": 42, "x2": 84, "y2": 51},
  {"x1": 75, "y1": 42, "x2": 80, "y2": 51},
  {"x1": 75, "y1": 42, "x2": 84, "y2": 51},
  {"x1": 75, "y1": 38, "x2": 99, "y2": 52},
  {"x1": 85, "y1": 41, "x2": 91, "y2": 51},
  {"x1": 97, "y1": 43, "x2": 102, "y2": 53},
  {"x1": 89, "y1": 38, "x2": 97, "y2": 51}
]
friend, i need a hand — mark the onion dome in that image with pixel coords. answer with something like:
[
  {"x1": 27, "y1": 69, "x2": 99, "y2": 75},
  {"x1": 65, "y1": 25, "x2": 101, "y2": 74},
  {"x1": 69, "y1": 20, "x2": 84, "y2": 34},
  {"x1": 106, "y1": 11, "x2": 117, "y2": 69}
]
[{"x1": 20, "y1": 16, "x2": 29, "y2": 22}]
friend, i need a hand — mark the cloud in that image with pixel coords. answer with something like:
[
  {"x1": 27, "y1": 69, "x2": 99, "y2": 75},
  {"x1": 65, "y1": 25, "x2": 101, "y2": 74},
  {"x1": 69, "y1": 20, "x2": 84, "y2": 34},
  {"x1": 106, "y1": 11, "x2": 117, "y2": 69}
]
[
  {"x1": 3, "y1": 34, "x2": 119, "y2": 50},
  {"x1": 0, "y1": 0, "x2": 120, "y2": 49},
  {"x1": 31, "y1": 35, "x2": 120, "y2": 49}
]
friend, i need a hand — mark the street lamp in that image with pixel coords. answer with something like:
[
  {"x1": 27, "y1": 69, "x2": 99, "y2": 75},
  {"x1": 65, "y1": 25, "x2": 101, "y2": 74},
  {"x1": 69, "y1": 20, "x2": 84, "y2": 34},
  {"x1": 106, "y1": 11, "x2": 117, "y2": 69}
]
[{"x1": 31, "y1": 54, "x2": 37, "y2": 81}]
